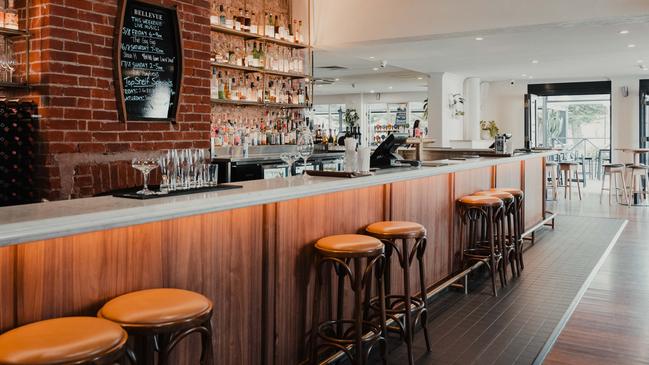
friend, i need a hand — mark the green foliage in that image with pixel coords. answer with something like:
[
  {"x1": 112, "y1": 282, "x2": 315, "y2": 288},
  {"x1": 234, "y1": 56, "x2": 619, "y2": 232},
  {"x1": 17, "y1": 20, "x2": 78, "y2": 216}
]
[
  {"x1": 567, "y1": 104, "x2": 607, "y2": 128},
  {"x1": 343, "y1": 109, "x2": 359, "y2": 127}
]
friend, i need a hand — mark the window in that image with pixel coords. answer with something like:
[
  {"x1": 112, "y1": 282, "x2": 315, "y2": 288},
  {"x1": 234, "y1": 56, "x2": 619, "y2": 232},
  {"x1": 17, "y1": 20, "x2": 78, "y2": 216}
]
[{"x1": 310, "y1": 104, "x2": 346, "y2": 135}]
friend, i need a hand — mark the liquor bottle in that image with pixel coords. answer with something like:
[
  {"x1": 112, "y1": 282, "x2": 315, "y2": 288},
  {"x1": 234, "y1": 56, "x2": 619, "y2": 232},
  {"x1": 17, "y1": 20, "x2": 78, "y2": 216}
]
[
  {"x1": 293, "y1": 20, "x2": 299, "y2": 43},
  {"x1": 298, "y1": 20, "x2": 304, "y2": 43},
  {"x1": 250, "y1": 11, "x2": 258, "y2": 34},
  {"x1": 274, "y1": 15, "x2": 280, "y2": 39},
  {"x1": 210, "y1": 67, "x2": 218, "y2": 99},
  {"x1": 210, "y1": 2, "x2": 218, "y2": 25},
  {"x1": 243, "y1": 10, "x2": 251, "y2": 32},
  {"x1": 219, "y1": 5, "x2": 226, "y2": 26},
  {"x1": 5, "y1": 0, "x2": 17, "y2": 30},
  {"x1": 234, "y1": 8, "x2": 243, "y2": 31},
  {"x1": 265, "y1": 13, "x2": 274, "y2": 38},
  {"x1": 224, "y1": 76, "x2": 231, "y2": 100},
  {"x1": 217, "y1": 71, "x2": 225, "y2": 99},
  {"x1": 224, "y1": 7, "x2": 234, "y2": 29}
]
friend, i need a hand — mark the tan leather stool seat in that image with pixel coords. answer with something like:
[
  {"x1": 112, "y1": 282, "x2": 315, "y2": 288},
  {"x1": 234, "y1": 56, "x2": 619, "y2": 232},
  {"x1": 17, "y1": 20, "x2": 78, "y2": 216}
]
[
  {"x1": 490, "y1": 188, "x2": 524, "y2": 198},
  {"x1": 0, "y1": 317, "x2": 127, "y2": 365},
  {"x1": 315, "y1": 234, "x2": 383, "y2": 255},
  {"x1": 474, "y1": 190, "x2": 515, "y2": 203},
  {"x1": 98, "y1": 288, "x2": 212, "y2": 327},
  {"x1": 458, "y1": 195, "x2": 503, "y2": 207},
  {"x1": 366, "y1": 221, "x2": 425, "y2": 237}
]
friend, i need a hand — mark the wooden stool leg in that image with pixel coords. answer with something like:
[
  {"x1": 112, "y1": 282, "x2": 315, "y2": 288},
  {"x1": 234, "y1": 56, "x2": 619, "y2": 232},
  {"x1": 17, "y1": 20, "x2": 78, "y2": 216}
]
[
  {"x1": 609, "y1": 171, "x2": 613, "y2": 205},
  {"x1": 200, "y1": 319, "x2": 214, "y2": 365},
  {"x1": 600, "y1": 171, "x2": 606, "y2": 203},
  {"x1": 621, "y1": 171, "x2": 630, "y2": 205},
  {"x1": 353, "y1": 258, "x2": 364, "y2": 365},
  {"x1": 416, "y1": 237, "x2": 432, "y2": 352},
  {"x1": 309, "y1": 257, "x2": 323, "y2": 365},
  {"x1": 488, "y1": 208, "x2": 499, "y2": 297},
  {"x1": 575, "y1": 168, "x2": 582, "y2": 200},
  {"x1": 401, "y1": 239, "x2": 414, "y2": 365}
]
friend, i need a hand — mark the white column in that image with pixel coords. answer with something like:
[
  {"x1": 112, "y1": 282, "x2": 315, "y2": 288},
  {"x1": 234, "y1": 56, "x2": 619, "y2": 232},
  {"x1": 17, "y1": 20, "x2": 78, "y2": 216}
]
[
  {"x1": 463, "y1": 77, "x2": 481, "y2": 141},
  {"x1": 427, "y1": 73, "x2": 448, "y2": 146}
]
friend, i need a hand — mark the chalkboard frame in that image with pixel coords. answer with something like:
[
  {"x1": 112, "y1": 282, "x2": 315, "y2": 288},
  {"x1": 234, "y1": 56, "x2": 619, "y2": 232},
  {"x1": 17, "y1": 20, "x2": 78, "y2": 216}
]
[{"x1": 114, "y1": 0, "x2": 184, "y2": 123}]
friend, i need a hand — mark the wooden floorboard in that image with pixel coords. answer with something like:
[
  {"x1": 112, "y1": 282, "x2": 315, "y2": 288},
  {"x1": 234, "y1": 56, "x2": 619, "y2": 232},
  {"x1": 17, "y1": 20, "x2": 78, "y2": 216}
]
[
  {"x1": 544, "y1": 189, "x2": 649, "y2": 365},
  {"x1": 378, "y1": 213, "x2": 625, "y2": 365}
]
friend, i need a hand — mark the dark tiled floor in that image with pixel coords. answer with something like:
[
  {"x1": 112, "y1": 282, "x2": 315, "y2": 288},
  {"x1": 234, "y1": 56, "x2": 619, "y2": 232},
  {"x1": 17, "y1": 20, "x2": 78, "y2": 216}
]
[{"x1": 379, "y1": 214, "x2": 626, "y2": 365}]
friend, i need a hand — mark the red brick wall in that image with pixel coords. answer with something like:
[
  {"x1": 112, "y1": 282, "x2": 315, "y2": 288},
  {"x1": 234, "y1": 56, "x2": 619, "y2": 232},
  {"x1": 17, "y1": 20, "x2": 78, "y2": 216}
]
[{"x1": 25, "y1": 0, "x2": 211, "y2": 200}]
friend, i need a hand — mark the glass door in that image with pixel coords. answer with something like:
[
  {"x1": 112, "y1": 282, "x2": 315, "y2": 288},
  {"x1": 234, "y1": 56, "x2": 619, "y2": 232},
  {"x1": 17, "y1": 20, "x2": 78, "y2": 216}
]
[
  {"x1": 524, "y1": 93, "x2": 539, "y2": 149},
  {"x1": 640, "y1": 80, "x2": 649, "y2": 154}
]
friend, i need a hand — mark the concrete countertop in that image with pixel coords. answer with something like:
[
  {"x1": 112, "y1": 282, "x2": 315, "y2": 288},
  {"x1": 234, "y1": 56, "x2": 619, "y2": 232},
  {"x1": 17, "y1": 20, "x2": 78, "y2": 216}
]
[{"x1": 0, "y1": 151, "x2": 555, "y2": 246}]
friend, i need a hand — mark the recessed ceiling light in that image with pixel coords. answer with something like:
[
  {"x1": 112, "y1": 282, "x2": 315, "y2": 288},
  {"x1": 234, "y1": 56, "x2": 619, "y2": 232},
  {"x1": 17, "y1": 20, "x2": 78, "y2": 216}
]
[
  {"x1": 637, "y1": 60, "x2": 644, "y2": 64},
  {"x1": 521, "y1": 74, "x2": 527, "y2": 77},
  {"x1": 628, "y1": 44, "x2": 636, "y2": 48},
  {"x1": 334, "y1": 78, "x2": 340, "y2": 81},
  {"x1": 417, "y1": 76, "x2": 423, "y2": 80},
  {"x1": 372, "y1": 67, "x2": 379, "y2": 71},
  {"x1": 619, "y1": 30, "x2": 630, "y2": 34},
  {"x1": 388, "y1": 86, "x2": 393, "y2": 89},
  {"x1": 531, "y1": 60, "x2": 539, "y2": 64},
  {"x1": 370, "y1": 90, "x2": 375, "y2": 93},
  {"x1": 369, "y1": 56, "x2": 375, "y2": 59},
  {"x1": 528, "y1": 76, "x2": 534, "y2": 79},
  {"x1": 475, "y1": 37, "x2": 484, "y2": 41}
]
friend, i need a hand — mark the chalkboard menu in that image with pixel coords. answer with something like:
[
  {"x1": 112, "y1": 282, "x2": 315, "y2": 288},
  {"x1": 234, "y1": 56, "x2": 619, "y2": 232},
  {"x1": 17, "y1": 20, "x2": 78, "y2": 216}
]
[{"x1": 115, "y1": 0, "x2": 182, "y2": 122}]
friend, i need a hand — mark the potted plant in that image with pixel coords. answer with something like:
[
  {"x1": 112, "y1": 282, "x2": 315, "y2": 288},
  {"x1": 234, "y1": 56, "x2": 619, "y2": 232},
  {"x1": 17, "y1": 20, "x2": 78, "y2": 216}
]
[
  {"x1": 480, "y1": 120, "x2": 500, "y2": 140},
  {"x1": 344, "y1": 109, "x2": 359, "y2": 128},
  {"x1": 449, "y1": 93, "x2": 465, "y2": 118}
]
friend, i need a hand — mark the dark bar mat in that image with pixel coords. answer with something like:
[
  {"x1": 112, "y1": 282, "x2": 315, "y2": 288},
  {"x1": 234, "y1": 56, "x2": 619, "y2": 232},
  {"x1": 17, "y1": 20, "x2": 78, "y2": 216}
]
[
  {"x1": 111, "y1": 184, "x2": 243, "y2": 200},
  {"x1": 381, "y1": 215, "x2": 626, "y2": 365}
]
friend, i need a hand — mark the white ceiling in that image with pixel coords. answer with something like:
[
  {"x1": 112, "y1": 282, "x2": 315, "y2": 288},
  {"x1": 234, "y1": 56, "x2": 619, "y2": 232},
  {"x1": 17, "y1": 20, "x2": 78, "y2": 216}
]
[{"x1": 313, "y1": 14, "x2": 649, "y2": 96}]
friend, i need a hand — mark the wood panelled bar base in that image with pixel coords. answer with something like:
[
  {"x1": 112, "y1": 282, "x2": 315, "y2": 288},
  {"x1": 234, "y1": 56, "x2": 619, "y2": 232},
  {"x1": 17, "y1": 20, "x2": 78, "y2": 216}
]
[{"x1": 0, "y1": 157, "x2": 548, "y2": 365}]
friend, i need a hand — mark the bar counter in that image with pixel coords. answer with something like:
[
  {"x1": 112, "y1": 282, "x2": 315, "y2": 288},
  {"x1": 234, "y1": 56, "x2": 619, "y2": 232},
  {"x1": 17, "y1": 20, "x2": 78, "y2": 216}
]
[{"x1": 0, "y1": 151, "x2": 553, "y2": 364}]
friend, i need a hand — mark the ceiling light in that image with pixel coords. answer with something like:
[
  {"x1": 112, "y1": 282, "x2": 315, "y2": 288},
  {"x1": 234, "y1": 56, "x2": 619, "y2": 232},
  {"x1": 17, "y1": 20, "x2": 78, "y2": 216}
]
[
  {"x1": 369, "y1": 56, "x2": 375, "y2": 59},
  {"x1": 619, "y1": 30, "x2": 630, "y2": 34},
  {"x1": 388, "y1": 86, "x2": 393, "y2": 89},
  {"x1": 521, "y1": 74, "x2": 527, "y2": 77},
  {"x1": 372, "y1": 67, "x2": 379, "y2": 71},
  {"x1": 528, "y1": 76, "x2": 534, "y2": 79},
  {"x1": 475, "y1": 37, "x2": 484, "y2": 41},
  {"x1": 417, "y1": 76, "x2": 423, "y2": 80},
  {"x1": 628, "y1": 44, "x2": 636, "y2": 48},
  {"x1": 370, "y1": 90, "x2": 375, "y2": 93},
  {"x1": 334, "y1": 78, "x2": 340, "y2": 81},
  {"x1": 638, "y1": 60, "x2": 644, "y2": 64},
  {"x1": 531, "y1": 60, "x2": 539, "y2": 64}
]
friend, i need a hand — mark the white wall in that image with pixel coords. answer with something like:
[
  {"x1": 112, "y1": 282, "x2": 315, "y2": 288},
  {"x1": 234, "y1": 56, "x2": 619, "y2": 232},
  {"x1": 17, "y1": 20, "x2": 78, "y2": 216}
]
[{"x1": 482, "y1": 77, "x2": 646, "y2": 163}]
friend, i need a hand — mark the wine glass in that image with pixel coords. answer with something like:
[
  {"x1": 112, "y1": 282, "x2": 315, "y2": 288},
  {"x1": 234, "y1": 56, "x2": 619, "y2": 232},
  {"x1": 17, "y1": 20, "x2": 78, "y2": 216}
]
[
  {"x1": 131, "y1": 157, "x2": 159, "y2": 195},
  {"x1": 280, "y1": 151, "x2": 299, "y2": 178},
  {"x1": 158, "y1": 151, "x2": 171, "y2": 194},
  {"x1": 297, "y1": 128, "x2": 314, "y2": 176}
]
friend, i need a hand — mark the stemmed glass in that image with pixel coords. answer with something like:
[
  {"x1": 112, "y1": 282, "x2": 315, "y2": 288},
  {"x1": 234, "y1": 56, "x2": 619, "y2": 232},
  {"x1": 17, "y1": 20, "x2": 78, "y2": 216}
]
[
  {"x1": 280, "y1": 151, "x2": 300, "y2": 178},
  {"x1": 297, "y1": 127, "x2": 314, "y2": 176},
  {"x1": 158, "y1": 151, "x2": 172, "y2": 194},
  {"x1": 132, "y1": 157, "x2": 159, "y2": 195}
]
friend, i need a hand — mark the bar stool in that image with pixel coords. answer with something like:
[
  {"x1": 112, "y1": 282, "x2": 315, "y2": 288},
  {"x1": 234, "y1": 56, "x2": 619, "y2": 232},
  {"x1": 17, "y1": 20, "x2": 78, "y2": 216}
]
[
  {"x1": 558, "y1": 161, "x2": 582, "y2": 200},
  {"x1": 365, "y1": 221, "x2": 432, "y2": 365},
  {"x1": 474, "y1": 190, "x2": 518, "y2": 280},
  {"x1": 98, "y1": 288, "x2": 214, "y2": 365},
  {"x1": 626, "y1": 164, "x2": 649, "y2": 201},
  {"x1": 0, "y1": 317, "x2": 128, "y2": 364},
  {"x1": 492, "y1": 188, "x2": 526, "y2": 271},
  {"x1": 600, "y1": 163, "x2": 629, "y2": 205},
  {"x1": 457, "y1": 195, "x2": 506, "y2": 296},
  {"x1": 546, "y1": 161, "x2": 558, "y2": 200},
  {"x1": 310, "y1": 234, "x2": 387, "y2": 365}
]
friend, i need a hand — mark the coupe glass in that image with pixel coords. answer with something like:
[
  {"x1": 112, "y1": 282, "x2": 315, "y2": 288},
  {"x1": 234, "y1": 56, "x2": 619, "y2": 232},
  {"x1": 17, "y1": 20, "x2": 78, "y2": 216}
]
[
  {"x1": 297, "y1": 128, "x2": 314, "y2": 176},
  {"x1": 131, "y1": 157, "x2": 159, "y2": 195},
  {"x1": 280, "y1": 152, "x2": 300, "y2": 178}
]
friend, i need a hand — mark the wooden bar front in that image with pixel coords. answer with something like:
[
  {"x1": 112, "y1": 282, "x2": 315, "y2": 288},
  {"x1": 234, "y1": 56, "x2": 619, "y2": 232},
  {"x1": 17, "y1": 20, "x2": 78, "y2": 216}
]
[{"x1": 0, "y1": 157, "x2": 547, "y2": 364}]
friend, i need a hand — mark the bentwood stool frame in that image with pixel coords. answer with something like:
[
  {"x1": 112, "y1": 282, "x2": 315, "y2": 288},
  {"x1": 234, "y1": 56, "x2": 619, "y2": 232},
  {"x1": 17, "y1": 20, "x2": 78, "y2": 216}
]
[
  {"x1": 600, "y1": 163, "x2": 629, "y2": 205},
  {"x1": 495, "y1": 188, "x2": 526, "y2": 272},
  {"x1": 98, "y1": 290, "x2": 214, "y2": 365},
  {"x1": 474, "y1": 191, "x2": 519, "y2": 280},
  {"x1": 558, "y1": 161, "x2": 582, "y2": 200},
  {"x1": 310, "y1": 235, "x2": 388, "y2": 365},
  {"x1": 457, "y1": 196, "x2": 506, "y2": 297},
  {"x1": 365, "y1": 222, "x2": 432, "y2": 365}
]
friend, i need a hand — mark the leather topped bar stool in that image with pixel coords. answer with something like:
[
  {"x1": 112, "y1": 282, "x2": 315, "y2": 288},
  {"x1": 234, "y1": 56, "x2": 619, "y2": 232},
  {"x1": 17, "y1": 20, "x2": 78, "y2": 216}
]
[
  {"x1": 98, "y1": 288, "x2": 213, "y2": 365},
  {"x1": 365, "y1": 221, "x2": 432, "y2": 365},
  {"x1": 474, "y1": 190, "x2": 519, "y2": 280},
  {"x1": 457, "y1": 195, "x2": 506, "y2": 296},
  {"x1": 0, "y1": 317, "x2": 128, "y2": 364},
  {"x1": 492, "y1": 188, "x2": 526, "y2": 271},
  {"x1": 310, "y1": 234, "x2": 387, "y2": 365},
  {"x1": 558, "y1": 161, "x2": 582, "y2": 200},
  {"x1": 600, "y1": 163, "x2": 629, "y2": 205}
]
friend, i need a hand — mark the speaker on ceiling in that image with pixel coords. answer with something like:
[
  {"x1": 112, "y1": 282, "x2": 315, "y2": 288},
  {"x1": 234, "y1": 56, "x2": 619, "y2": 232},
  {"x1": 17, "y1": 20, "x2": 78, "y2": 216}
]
[{"x1": 621, "y1": 86, "x2": 629, "y2": 97}]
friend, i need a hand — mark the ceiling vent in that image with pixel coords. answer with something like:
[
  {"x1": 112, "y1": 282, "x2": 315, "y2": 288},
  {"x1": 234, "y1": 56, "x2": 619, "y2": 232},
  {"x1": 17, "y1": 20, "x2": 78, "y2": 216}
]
[
  {"x1": 316, "y1": 65, "x2": 348, "y2": 70},
  {"x1": 312, "y1": 78, "x2": 336, "y2": 85}
]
